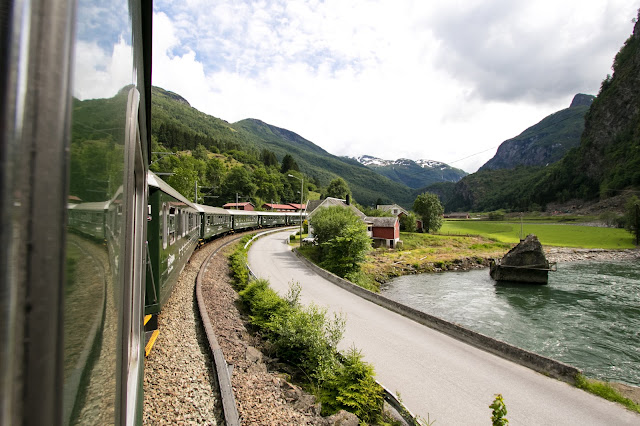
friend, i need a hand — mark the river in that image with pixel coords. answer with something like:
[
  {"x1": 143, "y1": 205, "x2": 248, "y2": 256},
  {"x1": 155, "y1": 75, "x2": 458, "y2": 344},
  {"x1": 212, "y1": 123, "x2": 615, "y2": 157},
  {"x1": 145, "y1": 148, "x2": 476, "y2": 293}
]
[{"x1": 381, "y1": 261, "x2": 640, "y2": 386}]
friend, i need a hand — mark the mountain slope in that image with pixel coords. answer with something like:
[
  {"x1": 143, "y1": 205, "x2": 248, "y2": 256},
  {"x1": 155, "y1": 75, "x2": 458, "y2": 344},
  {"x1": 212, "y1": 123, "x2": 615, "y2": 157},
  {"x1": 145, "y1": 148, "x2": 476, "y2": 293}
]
[
  {"x1": 440, "y1": 11, "x2": 640, "y2": 212},
  {"x1": 149, "y1": 88, "x2": 414, "y2": 207},
  {"x1": 351, "y1": 155, "x2": 467, "y2": 189},
  {"x1": 480, "y1": 94, "x2": 593, "y2": 171},
  {"x1": 232, "y1": 119, "x2": 413, "y2": 206}
]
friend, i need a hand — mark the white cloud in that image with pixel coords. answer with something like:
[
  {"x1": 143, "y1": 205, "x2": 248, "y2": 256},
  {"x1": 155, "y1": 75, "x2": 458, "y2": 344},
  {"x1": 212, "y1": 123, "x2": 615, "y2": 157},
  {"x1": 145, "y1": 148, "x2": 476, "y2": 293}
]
[
  {"x1": 73, "y1": 36, "x2": 133, "y2": 100},
  {"x1": 152, "y1": 0, "x2": 639, "y2": 172}
]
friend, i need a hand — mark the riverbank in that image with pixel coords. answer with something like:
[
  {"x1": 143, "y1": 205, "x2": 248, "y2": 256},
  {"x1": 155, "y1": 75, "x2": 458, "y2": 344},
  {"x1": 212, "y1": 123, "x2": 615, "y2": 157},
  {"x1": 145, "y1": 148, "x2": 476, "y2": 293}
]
[
  {"x1": 362, "y1": 233, "x2": 639, "y2": 286},
  {"x1": 545, "y1": 247, "x2": 640, "y2": 263}
]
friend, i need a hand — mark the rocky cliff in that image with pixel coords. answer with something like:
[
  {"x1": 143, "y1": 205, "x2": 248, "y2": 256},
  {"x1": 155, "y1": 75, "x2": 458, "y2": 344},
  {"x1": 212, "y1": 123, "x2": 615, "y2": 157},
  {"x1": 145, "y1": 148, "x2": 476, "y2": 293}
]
[{"x1": 480, "y1": 94, "x2": 593, "y2": 171}]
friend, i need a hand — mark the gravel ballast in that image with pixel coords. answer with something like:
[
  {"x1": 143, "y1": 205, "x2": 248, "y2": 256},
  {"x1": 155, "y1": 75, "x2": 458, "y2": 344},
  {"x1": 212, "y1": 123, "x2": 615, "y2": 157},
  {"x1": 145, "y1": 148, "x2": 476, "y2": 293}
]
[{"x1": 144, "y1": 233, "x2": 353, "y2": 425}]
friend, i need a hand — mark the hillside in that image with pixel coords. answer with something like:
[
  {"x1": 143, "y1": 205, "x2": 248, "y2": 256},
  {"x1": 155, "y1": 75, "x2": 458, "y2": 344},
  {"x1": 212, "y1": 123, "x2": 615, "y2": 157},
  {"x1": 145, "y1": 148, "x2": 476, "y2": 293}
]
[
  {"x1": 231, "y1": 119, "x2": 414, "y2": 207},
  {"x1": 149, "y1": 87, "x2": 413, "y2": 207},
  {"x1": 480, "y1": 94, "x2": 593, "y2": 171},
  {"x1": 351, "y1": 155, "x2": 467, "y2": 189}
]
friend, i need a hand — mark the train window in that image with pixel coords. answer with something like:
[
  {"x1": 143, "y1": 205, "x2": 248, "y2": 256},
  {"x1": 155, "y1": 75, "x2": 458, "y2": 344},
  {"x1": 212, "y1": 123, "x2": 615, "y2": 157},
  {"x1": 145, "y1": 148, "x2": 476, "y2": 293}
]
[
  {"x1": 162, "y1": 203, "x2": 168, "y2": 249},
  {"x1": 169, "y1": 206, "x2": 176, "y2": 245},
  {"x1": 176, "y1": 209, "x2": 182, "y2": 239}
]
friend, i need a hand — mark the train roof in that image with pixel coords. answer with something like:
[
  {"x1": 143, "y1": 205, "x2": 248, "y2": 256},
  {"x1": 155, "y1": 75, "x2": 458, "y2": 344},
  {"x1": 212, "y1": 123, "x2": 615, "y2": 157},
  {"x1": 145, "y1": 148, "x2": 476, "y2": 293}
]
[
  {"x1": 193, "y1": 203, "x2": 230, "y2": 215},
  {"x1": 227, "y1": 209, "x2": 259, "y2": 216},
  {"x1": 259, "y1": 210, "x2": 307, "y2": 217},
  {"x1": 148, "y1": 171, "x2": 197, "y2": 209},
  {"x1": 68, "y1": 200, "x2": 111, "y2": 211}
]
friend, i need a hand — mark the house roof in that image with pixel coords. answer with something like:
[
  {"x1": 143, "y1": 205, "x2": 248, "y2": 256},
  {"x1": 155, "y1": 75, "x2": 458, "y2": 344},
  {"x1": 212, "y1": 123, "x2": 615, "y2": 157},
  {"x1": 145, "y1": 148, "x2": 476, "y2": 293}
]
[
  {"x1": 222, "y1": 202, "x2": 254, "y2": 208},
  {"x1": 262, "y1": 203, "x2": 296, "y2": 210},
  {"x1": 365, "y1": 216, "x2": 398, "y2": 228},
  {"x1": 288, "y1": 203, "x2": 307, "y2": 210},
  {"x1": 377, "y1": 204, "x2": 408, "y2": 215},
  {"x1": 307, "y1": 197, "x2": 366, "y2": 219}
]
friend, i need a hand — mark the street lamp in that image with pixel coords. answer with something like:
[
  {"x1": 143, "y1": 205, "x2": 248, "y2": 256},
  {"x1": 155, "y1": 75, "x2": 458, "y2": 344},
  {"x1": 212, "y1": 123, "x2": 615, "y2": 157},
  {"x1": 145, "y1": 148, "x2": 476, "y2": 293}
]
[{"x1": 288, "y1": 174, "x2": 304, "y2": 242}]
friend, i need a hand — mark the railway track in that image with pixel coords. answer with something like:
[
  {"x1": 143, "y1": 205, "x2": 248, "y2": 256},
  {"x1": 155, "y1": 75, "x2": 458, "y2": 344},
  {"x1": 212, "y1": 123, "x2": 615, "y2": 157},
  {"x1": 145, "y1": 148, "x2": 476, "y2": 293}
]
[{"x1": 143, "y1": 232, "x2": 251, "y2": 424}]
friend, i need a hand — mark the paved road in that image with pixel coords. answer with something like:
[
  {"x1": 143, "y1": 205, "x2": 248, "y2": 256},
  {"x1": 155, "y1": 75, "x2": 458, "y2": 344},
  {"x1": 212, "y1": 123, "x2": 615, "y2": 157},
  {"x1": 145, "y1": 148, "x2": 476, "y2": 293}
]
[{"x1": 248, "y1": 231, "x2": 640, "y2": 425}]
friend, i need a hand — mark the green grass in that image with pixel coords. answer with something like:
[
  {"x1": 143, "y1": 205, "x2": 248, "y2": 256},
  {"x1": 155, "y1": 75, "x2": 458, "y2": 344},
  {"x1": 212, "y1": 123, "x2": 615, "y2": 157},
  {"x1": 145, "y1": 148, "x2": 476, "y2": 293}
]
[
  {"x1": 575, "y1": 374, "x2": 640, "y2": 413},
  {"x1": 439, "y1": 220, "x2": 635, "y2": 249}
]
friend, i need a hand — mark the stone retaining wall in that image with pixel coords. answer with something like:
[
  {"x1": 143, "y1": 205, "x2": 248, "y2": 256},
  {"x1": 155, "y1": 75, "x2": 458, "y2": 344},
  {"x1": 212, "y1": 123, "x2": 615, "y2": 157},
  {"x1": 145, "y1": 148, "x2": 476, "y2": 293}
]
[{"x1": 293, "y1": 249, "x2": 581, "y2": 384}]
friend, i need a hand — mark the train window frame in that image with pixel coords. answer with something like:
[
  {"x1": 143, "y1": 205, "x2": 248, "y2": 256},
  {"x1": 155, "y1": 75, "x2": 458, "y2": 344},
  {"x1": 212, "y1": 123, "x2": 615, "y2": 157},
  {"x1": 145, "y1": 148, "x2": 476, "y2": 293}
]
[
  {"x1": 162, "y1": 202, "x2": 168, "y2": 250},
  {"x1": 169, "y1": 206, "x2": 176, "y2": 245}
]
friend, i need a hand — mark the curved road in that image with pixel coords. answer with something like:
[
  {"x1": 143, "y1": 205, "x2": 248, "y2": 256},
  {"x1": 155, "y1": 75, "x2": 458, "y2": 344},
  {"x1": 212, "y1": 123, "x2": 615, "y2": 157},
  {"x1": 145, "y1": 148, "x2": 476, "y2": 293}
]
[{"x1": 248, "y1": 231, "x2": 640, "y2": 425}]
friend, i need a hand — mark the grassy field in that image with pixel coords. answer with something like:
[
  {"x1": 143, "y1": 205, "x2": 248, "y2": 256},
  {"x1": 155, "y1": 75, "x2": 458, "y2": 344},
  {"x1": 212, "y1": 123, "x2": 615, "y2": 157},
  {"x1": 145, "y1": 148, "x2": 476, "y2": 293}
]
[{"x1": 439, "y1": 220, "x2": 635, "y2": 249}]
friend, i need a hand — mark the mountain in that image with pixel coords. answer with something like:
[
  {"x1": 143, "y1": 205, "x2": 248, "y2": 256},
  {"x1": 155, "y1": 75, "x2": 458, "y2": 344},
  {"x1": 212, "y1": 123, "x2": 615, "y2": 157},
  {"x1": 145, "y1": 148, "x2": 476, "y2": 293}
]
[
  {"x1": 439, "y1": 11, "x2": 640, "y2": 212},
  {"x1": 351, "y1": 155, "x2": 467, "y2": 189},
  {"x1": 479, "y1": 94, "x2": 593, "y2": 171},
  {"x1": 149, "y1": 87, "x2": 414, "y2": 206},
  {"x1": 231, "y1": 120, "x2": 414, "y2": 206}
]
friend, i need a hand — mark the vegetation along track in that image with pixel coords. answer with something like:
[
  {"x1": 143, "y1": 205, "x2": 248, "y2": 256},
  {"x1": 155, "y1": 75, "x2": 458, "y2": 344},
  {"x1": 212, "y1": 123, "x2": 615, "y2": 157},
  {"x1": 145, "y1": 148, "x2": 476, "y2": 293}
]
[{"x1": 143, "y1": 232, "x2": 249, "y2": 425}]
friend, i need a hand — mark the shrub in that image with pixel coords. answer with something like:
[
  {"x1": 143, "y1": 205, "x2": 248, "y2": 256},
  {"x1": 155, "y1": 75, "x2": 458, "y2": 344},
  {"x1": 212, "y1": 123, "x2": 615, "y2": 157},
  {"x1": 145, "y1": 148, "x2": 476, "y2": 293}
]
[
  {"x1": 239, "y1": 279, "x2": 289, "y2": 329},
  {"x1": 320, "y1": 347, "x2": 384, "y2": 423},
  {"x1": 269, "y1": 303, "x2": 345, "y2": 381},
  {"x1": 229, "y1": 249, "x2": 249, "y2": 289},
  {"x1": 489, "y1": 394, "x2": 509, "y2": 426},
  {"x1": 311, "y1": 206, "x2": 371, "y2": 277}
]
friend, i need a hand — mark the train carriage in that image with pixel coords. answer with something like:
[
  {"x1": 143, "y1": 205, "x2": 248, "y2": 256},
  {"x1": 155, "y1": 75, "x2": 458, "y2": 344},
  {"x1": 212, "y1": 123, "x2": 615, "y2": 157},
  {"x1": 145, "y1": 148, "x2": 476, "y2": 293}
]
[
  {"x1": 67, "y1": 201, "x2": 110, "y2": 241},
  {"x1": 195, "y1": 203, "x2": 232, "y2": 241},
  {"x1": 284, "y1": 211, "x2": 305, "y2": 226},
  {"x1": 146, "y1": 171, "x2": 200, "y2": 316},
  {"x1": 260, "y1": 211, "x2": 288, "y2": 227},
  {"x1": 229, "y1": 209, "x2": 260, "y2": 231}
]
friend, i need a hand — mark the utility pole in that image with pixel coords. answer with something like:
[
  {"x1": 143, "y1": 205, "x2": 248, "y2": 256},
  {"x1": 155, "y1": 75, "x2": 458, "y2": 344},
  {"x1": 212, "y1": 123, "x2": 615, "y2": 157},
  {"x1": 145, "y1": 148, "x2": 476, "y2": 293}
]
[{"x1": 288, "y1": 174, "x2": 304, "y2": 241}]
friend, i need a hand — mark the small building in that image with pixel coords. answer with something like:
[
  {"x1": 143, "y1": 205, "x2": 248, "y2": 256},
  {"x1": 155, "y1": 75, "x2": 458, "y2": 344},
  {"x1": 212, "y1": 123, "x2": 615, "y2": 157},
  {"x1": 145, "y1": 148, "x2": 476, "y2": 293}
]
[
  {"x1": 262, "y1": 203, "x2": 296, "y2": 212},
  {"x1": 222, "y1": 202, "x2": 255, "y2": 211},
  {"x1": 377, "y1": 204, "x2": 408, "y2": 218},
  {"x1": 307, "y1": 197, "x2": 366, "y2": 220},
  {"x1": 366, "y1": 216, "x2": 400, "y2": 248}
]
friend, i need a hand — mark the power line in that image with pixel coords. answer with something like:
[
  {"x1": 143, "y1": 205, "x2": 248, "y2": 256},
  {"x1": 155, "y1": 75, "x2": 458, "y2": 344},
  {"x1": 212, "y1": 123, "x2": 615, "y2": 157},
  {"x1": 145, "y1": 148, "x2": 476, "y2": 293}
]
[{"x1": 446, "y1": 108, "x2": 588, "y2": 165}]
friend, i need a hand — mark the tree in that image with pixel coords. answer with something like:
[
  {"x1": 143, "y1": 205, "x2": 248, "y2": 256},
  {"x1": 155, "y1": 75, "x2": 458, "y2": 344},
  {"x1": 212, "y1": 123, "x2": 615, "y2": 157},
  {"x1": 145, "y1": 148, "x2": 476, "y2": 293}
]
[
  {"x1": 280, "y1": 154, "x2": 299, "y2": 173},
  {"x1": 310, "y1": 206, "x2": 371, "y2": 277},
  {"x1": 222, "y1": 166, "x2": 258, "y2": 202},
  {"x1": 413, "y1": 192, "x2": 443, "y2": 233},
  {"x1": 624, "y1": 195, "x2": 640, "y2": 245},
  {"x1": 261, "y1": 149, "x2": 279, "y2": 168},
  {"x1": 206, "y1": 157, "x2": 225, "y2": 189},
  {"x1": 399, "y1": 212, "x2": 418, "y2": 233},
  {"x1": 325, "y1": 177, "x2": 352, "y2": 200},
  {"x1": 192, "y1": 143, "x2": 209, "y2": 161}
]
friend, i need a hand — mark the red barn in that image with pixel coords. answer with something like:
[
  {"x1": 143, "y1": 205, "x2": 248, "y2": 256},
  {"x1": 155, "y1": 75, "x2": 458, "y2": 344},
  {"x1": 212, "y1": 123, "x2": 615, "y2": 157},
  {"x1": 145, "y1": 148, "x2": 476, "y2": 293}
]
[{"x1": 367, "y1": 216, "x2": 400, "y2": 248}]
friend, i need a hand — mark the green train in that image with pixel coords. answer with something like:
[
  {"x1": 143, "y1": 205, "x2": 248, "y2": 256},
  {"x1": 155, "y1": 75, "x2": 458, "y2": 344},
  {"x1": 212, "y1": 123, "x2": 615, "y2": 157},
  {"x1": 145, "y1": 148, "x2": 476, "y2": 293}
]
[
  {"x1": 143, "y1": 171, "x2": 305, "y2": 353},
  {"x1": 1, "y1": 0, "x2": 304, "y2": 423}
]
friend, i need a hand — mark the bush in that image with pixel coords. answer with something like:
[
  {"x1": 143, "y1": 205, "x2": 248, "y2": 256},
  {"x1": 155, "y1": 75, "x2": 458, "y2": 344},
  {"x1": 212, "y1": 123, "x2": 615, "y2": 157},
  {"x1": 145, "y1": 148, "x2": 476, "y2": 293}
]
[
  {"x1": 270, "y1": 303, "x2": 345, "y2": 381},
  {"x1": 229, "y1": 249, "x2": 249, "y2": 289},
  {"x1": 319, "y1": 347, "x2": 384, "y2": 423},
  {"x1": 229, "y1": 242, "x2": 385, "y2": 422},
  {"x1": 239, "y1": 279, "x2": 290, "y2": 329}
]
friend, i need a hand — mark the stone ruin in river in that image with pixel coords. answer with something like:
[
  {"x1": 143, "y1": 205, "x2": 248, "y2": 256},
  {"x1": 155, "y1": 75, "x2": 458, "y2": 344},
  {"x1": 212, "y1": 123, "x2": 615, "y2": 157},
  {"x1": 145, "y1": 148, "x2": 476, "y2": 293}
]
[{"x1": 490, "y1": 234, "x2": 552, "y2": 284}]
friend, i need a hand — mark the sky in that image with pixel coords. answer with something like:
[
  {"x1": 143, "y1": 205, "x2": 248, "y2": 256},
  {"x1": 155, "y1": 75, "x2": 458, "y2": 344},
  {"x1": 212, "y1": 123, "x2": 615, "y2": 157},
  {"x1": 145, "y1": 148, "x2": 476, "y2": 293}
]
[{"x1": 74, "y1": 0, "x2": 640, "y2": 173}]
